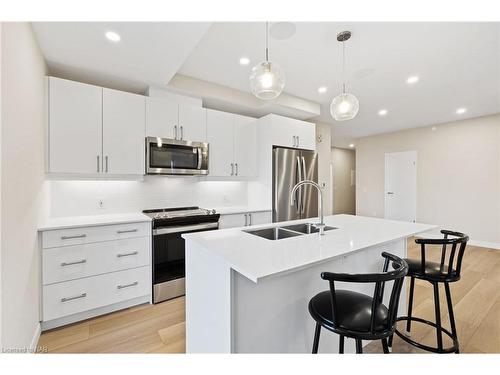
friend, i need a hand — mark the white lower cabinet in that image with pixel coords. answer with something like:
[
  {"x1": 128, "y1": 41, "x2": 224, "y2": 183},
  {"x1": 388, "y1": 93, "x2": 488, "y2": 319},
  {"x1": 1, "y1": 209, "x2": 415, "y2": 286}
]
[
  {"x1": 40, "y1": 221, "x2": 151, "y2": 328},
  {"x1": 219, "y1": 211, "x2": 272, "y2": 229}
]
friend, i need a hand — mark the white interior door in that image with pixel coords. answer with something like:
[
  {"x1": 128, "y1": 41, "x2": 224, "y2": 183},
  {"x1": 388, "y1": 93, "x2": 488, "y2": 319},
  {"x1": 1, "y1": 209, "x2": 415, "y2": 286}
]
[{"x1": 384, "y1": 151, "x2": 417, "y2": 222}]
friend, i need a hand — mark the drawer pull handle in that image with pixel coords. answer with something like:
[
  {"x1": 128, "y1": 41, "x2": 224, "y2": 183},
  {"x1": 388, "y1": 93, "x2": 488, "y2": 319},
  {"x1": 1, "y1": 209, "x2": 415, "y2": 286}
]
[
  {"x1": 61, "y1": 234, "x2": 86, "y2": 240},
  {"x1": 117, "y1": 281, "x2": 138, "y2": 290},
  {"x1": 117, "y1": 251, "x2": 138, "y2": 258},
  {"x1": 116, "y1": 229, "x2": 138, "y2": 234},
  {"x1": 61, "y1": 293, "x2": 87, "y2": 302},
  {"x1": 61, "y1": 259, "x2": 87, "y2": 267}
]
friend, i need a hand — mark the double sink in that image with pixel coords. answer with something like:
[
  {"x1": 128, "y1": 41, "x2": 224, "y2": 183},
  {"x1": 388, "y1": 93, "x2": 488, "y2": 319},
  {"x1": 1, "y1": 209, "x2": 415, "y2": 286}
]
[{"x1": 243, "y1": 223, "x2": 337, "y2": 240}]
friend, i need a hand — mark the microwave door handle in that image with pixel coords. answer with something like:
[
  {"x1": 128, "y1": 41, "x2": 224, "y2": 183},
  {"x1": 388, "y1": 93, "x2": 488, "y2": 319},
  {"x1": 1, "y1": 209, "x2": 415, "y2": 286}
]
[{"x1": 197, "y1": 147, "x2": 203, "y2": 169}]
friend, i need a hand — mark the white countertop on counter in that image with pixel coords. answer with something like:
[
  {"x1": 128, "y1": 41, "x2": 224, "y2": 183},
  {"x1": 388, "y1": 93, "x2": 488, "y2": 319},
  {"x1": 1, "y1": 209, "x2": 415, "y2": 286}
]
[
  {"x1": 38, "y1": 212, "x2": 151, "y2": 231},
  {"x1": 183, "y1": 214, "x2": 436, "y2": 283},
  {"x1": 214, "y1": 206, "x2": 272, "y2": 215}
]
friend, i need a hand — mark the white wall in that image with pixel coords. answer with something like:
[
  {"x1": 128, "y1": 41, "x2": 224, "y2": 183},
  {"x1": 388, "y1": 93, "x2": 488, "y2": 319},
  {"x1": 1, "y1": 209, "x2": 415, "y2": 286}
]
[
  {"x1": 48, "y1": 177, "x2": 249, "y2": 217},
  {"x1": 356, "y1": 114, "x2": 500, "y2": 247},
  {"x1": 331, "y1": 147, "x2": 356, "y2": 215},
  {"x1": 315, "y1": 122, "x2": 332, "y2": 215},
  {"x1": 1, "y1": 23, "x2": 48, "y2": 349},
  {"x1": 0, "y1": 21, "x2": 3, "y2": 349}
]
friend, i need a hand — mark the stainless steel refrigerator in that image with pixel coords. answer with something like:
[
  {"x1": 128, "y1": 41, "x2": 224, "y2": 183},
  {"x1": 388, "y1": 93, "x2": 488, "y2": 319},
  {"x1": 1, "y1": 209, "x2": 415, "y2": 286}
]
[{"x1": 272, "y1": 147, "x2": 318, "y2": 222}]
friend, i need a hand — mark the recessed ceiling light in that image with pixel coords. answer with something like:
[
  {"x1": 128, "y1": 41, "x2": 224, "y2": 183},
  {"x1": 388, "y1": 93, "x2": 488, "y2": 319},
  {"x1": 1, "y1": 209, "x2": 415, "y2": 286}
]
[
  {"x1": 105, "y1": 31, "x2": 121, "y2": 42},
  {"x1": 239, "y1": 57, "x2": 250, "y2": 66},
  {"x1": 456, "y1": 107, "x2": 467, "y2": 114},
  {"x1": 406, "y1": 76, "x2": 419, "y2": 84},
  {"x1": 318, "y1": 87, "x2": 327, "y2": 94},
  {"x1": 378, "y1": 109, "x2": 388, "y2": 116},
  {"x1": 349, "y1": 144, "x2": 355, "y2": 148}
]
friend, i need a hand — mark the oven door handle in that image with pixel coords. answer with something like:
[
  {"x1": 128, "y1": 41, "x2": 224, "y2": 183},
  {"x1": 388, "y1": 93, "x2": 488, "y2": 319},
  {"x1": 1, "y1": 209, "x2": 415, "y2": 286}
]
[
  {"x1": 197, "y1": 147, "x2": 203, "y2": 170},
  {"x1": 153, "y1": 222, "x2": 218, "y2": 236}
]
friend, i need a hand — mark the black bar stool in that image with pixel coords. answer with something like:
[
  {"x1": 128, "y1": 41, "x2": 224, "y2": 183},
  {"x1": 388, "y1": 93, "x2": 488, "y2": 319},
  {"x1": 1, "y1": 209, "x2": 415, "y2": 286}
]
[
  {"x1": 309, "y1": 252, "x2": 408, "y2": 354},
  {"x1": 389, "y1": 230, "x2": 469, "y2": 353}
]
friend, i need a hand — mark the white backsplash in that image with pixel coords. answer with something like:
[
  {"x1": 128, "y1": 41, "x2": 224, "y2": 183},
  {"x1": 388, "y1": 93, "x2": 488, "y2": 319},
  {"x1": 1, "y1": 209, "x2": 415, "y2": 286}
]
[{"x1": 47, "y1": 176, "x2": 249, "y2": 217}]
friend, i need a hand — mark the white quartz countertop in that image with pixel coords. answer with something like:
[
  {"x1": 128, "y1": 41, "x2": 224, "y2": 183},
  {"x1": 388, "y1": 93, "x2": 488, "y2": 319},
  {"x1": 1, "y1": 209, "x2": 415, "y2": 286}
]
[
  {"x1": 182, "y1": 214, "x2": 436, "y2": 283},
  {"x1": 214, "y1": 206, "x2": 272, "y2": 215},
  {"x1": 38, "y1": 212, "x2": 151, "y2": 231}
]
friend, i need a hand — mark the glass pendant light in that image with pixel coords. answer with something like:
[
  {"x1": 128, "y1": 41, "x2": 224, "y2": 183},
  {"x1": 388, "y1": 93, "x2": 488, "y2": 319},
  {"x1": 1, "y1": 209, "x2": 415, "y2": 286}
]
[
  {"x1": 330, "y1": 31, "x2": 359, "y2": 121},
  {"x1": 249, "y1": 22, "x2": 285, "y2": 100}
]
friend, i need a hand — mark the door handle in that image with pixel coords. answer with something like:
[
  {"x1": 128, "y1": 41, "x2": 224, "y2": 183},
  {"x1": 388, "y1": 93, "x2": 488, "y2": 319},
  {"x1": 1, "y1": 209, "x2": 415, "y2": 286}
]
[
  {"x1": 61, "y1": 293, "x2": 87, "y2": 303},
  {"x1": 230, "y1": 163, "x2": 234, "y2": 176},
  {"x1": 60, "y1": 259, "x2": 87, "y2": 267},
  {"x1": 235, "y1": 163, "x2": 239, "y2": 176},
  {"x1": 117, "y1": 251, "x2": 139, "y2": 258},
  {"x1": 105, "y1": 156, "x2": 108, "y2": 173},
  {"x1": 244, "y1": 213, "x2": 248, "y2": 226},
  {"x1": 293, "y1": 136, "x2": 296, "y2": 147},
  {"x1": 180, "y1": 126, "x2": 184, "y2": 140},
  {"x1": 174, "y1": 125, "x2": 178, "y2": 140},
  {"x1": 301, "y1": 156, "x2": 307, "y2": 214},
  {"x1": 249, "y1": 213, "x2": 252, "y2": 226},
  {"x1": 297, "y1": 136, "x2": 300, "y2": 148},
  {"x1": 387, "y1": 192, "x2": 395, "y2": 195},
  {"x1": 296, "y1": 156, "x2": 302, "y2": 212},
  {"x1": 117, "y1": 281, "x2": 139, "y2": 290},
  {"x1": 116, "y1": 229, "x2": 138, "y2": 234},
  {"x1": 97, "y1": 155, "x2": 100, "y2": 173},
  {"x1": 61, "y1": 234, "x2": 86, "y2": 240}
]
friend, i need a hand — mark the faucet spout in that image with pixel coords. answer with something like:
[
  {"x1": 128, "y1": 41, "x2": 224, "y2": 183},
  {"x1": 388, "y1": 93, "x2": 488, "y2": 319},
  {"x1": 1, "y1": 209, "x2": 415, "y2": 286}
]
[{"x1": 290, "y1": 180, "x2": 325, "y2": 235}]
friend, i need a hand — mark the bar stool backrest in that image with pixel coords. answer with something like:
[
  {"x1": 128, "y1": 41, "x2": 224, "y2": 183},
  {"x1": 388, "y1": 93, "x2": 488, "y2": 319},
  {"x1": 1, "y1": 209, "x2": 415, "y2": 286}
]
[
  {"x1": 415, "y1": 230, "x2": 469, "y2": 279},
  {"x1": 321, "y1": 252, "x2": 408, "y2": 335}
]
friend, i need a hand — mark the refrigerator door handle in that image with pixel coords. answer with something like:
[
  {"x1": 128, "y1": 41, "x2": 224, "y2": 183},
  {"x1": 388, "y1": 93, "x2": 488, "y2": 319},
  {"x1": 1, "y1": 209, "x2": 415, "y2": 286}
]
[
  {"x1": 301, "y1": 156, "x2": 307, "y2": 214},
  {"x1": 296, "y1": 156, "x2": 302, "y2": 213}
]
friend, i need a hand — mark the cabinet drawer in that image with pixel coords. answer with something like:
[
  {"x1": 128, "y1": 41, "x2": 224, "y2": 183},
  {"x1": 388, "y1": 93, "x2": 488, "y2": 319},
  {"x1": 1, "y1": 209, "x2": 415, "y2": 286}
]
[
  {"x1": 42, "y1": 266, "x2": 150, "y2": 321},
  {"x1": 42, "y1": 237, "x2": 150, "y2": 285},
  {"x1": 42, "y1": 222, "x2": 150, "y2": 249}
]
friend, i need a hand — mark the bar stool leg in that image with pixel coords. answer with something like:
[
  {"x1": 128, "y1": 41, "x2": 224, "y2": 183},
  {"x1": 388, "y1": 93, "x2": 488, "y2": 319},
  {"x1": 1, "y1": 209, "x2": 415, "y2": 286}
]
[
  {"x1": 381, "y1": 338, "x2": 389, "y2": 354},
  {"x1": 444, "y1": 282, "x2": 459, "y2": 353},
  {"x1": 312, "y1": 322, "x2": 321, "y2": 353},
  {"x1": 388, "y1": 333, "x2": 393, "y2": 351},
  {"x1": 433, "y1": 282, "x2": 444, "y2": 351},
  {"x1": 406, "y1": 277, "x2": 416, "y2": 333},
  {"x1": 355, "y1": 339, "x2": 363, "y2": 354},
  {"x1": 339, "y1": 335, "x2": 345, "y2": 354}
]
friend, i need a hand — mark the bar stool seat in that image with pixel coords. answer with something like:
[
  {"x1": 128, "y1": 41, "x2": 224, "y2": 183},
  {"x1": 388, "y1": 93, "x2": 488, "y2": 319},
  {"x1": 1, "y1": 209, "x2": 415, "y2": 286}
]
[
  {"x1": 405, "y1": 259, "x2": 459, "y2": 282},
  {"x1": 309, "y1": 290, "x2": 389, "y2": 333}
]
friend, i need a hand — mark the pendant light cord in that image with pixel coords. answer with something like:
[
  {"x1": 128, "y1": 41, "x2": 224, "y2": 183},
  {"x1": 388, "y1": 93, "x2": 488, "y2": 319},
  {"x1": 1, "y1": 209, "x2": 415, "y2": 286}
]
[
  {"x1": 265, "y1": 22, "x2": 269, "y2": 62},
  {"x1": 342, "y1": 40, "x2": 346, "y2": 94}
]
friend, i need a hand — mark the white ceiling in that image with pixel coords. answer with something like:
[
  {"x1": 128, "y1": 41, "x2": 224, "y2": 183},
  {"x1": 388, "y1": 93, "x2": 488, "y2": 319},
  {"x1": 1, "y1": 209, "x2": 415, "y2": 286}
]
[{"x1": 32, "y1": 22, "x2": 500, "y2": 145}]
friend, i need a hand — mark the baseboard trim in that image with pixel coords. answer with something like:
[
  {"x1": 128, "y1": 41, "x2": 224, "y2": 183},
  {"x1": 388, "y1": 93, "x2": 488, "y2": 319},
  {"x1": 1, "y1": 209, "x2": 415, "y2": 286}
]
[
  {"x1": 30, "y1": 323, "x2": 41, "y2": 352},
  {"x1": 416, "y1": 230, "x2": 500, "y2": 250}
]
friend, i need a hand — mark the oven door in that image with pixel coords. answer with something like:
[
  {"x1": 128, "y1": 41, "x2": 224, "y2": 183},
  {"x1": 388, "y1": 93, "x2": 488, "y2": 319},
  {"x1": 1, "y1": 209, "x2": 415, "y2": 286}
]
[
  {"x1": 146, "y1": 137, "x2": 208, "y2": 175},
  {"x1": 152, "y1": 222, "x2": 218, "y2": 303}
]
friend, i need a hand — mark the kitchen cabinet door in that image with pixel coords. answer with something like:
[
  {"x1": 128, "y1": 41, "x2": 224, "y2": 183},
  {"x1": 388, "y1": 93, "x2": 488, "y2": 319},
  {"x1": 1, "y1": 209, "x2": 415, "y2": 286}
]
[
  {"x1": 268, "y1": 115, "x2": 316, "y2": 151},
  {"x1": 103, "y1": 89, "x2": 145, "y2": 175},
  {"x1": 145, "y1": 97, "x2": 178, "y2": 139},
  {"x1": 178, "y1": 105, "x2": 207, "y2": 142},
  {"x1": 295, "y1": 121, "x2": 316, "y2": 151},
  {"x1": 219, "y1": 213, "x2": 246, "y2": 229},
  {"x1": 206, "y1": 109, "x2": 235, "y2": 177},
  {"x1": 234, "y1": 115, "x2": 258, "y2": 177},
  {"x1": 247, "y1": 211, "x2": 272, "y2": 226},
  {"x1": 49, "y1": 77, "x2": 102, "y2": 174}
]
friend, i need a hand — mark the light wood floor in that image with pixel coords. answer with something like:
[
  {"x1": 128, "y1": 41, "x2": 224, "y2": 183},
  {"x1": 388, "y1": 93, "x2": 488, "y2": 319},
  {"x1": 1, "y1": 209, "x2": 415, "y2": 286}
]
[{"x1": 38, "y1": 239, "x2": 500, "y2": 353}]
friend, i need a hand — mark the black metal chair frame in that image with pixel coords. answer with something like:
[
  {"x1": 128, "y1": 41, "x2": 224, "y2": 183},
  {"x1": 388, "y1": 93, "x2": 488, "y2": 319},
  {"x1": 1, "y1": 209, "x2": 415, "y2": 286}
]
[
  {"x1": 310, "y1": 252, "x2": 408, "y2": 354},
  {"x1": 390, "y1": 230, "x2": 469, "y2": 354}
]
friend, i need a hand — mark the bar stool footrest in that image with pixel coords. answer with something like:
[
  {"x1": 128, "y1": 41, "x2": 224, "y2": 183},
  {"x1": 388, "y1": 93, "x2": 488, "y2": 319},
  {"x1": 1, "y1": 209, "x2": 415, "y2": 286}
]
[{"x1": 395, "y1": 316, "x2": 459, "y2": 353}]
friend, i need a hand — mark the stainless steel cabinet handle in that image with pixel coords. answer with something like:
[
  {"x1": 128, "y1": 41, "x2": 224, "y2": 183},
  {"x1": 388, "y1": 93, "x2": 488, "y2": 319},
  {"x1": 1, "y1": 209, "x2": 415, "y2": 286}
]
[
  {"x1": 61, "y1": 234, "x2": 86, "y2": 240},
  {"x1": 105, "y1": 156, "x2": 109, "y2": 173},
  {"x1": 61, "y1": 293, "x2": 86, "y2": 303},
  {"x1": 117, "y1": 281, "x2": 138, "y2": 290},
  {"x1": 61, "y1": 259, "x2": 87, "y2": 267},
  {"x1": 301, "y1": 156, "x2": 307, "y2": 214},
  {"x1": 116, "y1": 229, "x2": 138, "y2": 234},
  {"x1": 293, "y1": 136, "x2": 296, "y2": 147},
  {"x1": 235, "y1": 163, "x2": 239, "y2": 176},
  {"x1": 180, "y1": 126, "x2": 184, "y2": 140},
  {"x1": 117, "y1": 251, "x2": 138, "y2": 258},
  {"x1": 387, "y1": 192, "x2": 395, "y2": 195},
  {"x1": 174, "y1": 125, "x2": 178, "y2": 139},
  {"x1": 297, "y1": 136, "x2": 300, "y2": 147},
  {"x1": 230, "y1": 163, "x2": 234, "y2": 176},
  {"x1": 249, "y1": 213, "x2": 252, "y2": 226},
  {"x1": 97, "y1": 155, "x2": 100, "y2": 172},
  {"x1": 244, "y1": 213, "x2": 248, "y2": 226}
]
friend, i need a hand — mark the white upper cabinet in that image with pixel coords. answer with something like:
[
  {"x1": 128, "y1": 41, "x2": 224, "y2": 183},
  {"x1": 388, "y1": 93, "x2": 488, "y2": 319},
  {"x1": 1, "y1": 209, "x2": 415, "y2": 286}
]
[
  {"x1": 145, "y1": 98, "x2": 207, "y2": 142},
  {"x1": 206, "y1": 109, "x2": 235, "y2": 177},
  {"x1": 145, "y1": 97, "x2": 178, "y2": 139},
  {"x1": 178, "y1": 105, "x2": 207, "y2": 142},
  {"x1": 49, "y1": 77, "x2": 102, "y2": 174},
  {"x1": 234, "y1": 115, "x2": 258, "y2": 177},
  {"x1": 102, "y1": 88, "x2": 145, "y2": 175},
  {"x1": 268, "y1": 114, "x2": 316, "y2": 150}
]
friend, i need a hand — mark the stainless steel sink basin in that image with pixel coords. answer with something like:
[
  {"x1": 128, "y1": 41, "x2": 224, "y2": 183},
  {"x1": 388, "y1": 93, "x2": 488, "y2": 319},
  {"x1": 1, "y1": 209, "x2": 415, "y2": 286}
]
[
  {"x1": 280, "y1": 223, "x2": 338, "y2": 234},
  {"x1": 243, "y1": 227, "x2": 303, "y2": 240}
]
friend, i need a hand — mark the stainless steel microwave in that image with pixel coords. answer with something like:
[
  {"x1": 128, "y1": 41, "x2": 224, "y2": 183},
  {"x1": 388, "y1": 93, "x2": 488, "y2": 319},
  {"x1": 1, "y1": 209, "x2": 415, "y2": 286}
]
[{"x1": 145, "y1": 137, "x2": 209, "y2": 175}]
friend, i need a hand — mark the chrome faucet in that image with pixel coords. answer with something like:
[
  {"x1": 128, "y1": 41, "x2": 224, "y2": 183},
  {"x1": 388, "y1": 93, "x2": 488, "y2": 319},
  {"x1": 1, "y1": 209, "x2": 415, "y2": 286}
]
[{"x1": 290, "y1": 180, "x2": 326, "y2": 235}]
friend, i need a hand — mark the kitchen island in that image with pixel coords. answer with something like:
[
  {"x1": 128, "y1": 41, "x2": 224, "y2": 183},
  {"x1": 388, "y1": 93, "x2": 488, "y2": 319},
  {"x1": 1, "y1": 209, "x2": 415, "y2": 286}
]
[{"x1": 183, "y1": 214, "x2": 435, "y2": 353}]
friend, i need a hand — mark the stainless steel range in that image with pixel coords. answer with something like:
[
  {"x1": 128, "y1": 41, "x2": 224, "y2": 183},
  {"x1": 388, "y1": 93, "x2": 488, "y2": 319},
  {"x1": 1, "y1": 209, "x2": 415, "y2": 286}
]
[{"x1": 143, "y1": 207, "x2": 220, "y2": 303}]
